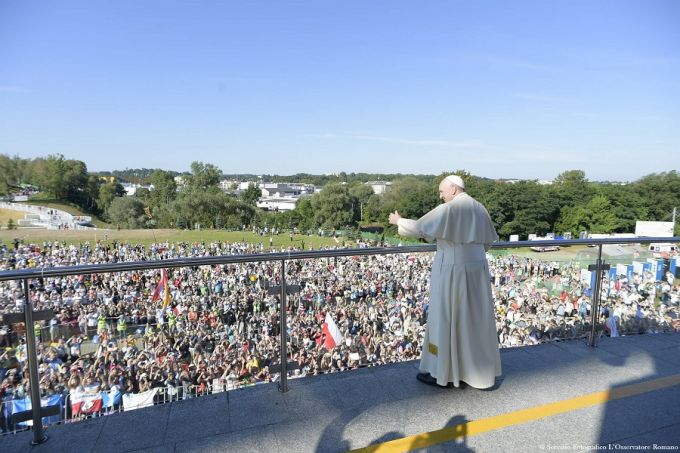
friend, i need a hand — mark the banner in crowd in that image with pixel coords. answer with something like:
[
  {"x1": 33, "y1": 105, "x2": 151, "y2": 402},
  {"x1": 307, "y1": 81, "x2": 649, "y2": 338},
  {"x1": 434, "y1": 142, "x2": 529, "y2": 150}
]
[
  {"x1": 70, "y1": 388, "x2": 122, "y2": 416},
  {"x1": 122, "y1": 388, "x2": 158, "y2": 411},
  {"x1": 101, "y1": 388, "x2": 123, "y2": 409},
  {"x1": 9, "y1": 394, "x2": 63, "y2": 427},
  {"x1": 71, "y1": 391, "x2": 103, "y2": 416}
]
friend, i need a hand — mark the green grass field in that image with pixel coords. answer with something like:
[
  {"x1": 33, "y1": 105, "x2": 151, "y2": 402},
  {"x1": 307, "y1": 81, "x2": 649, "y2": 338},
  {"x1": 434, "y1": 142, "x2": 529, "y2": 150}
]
[
  {"x1": 0, "y1": 200, "x2": 343, "y2": 250},
  {"x1": 0, "y1": 227, "x2": 343, "y2": 250}
]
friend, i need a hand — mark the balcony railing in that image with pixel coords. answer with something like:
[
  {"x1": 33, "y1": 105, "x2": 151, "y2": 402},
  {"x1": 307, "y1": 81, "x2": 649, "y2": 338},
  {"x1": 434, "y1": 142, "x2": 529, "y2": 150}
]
[{"x1": 0, "y1": 236, "x2": 678, "y2": 444}]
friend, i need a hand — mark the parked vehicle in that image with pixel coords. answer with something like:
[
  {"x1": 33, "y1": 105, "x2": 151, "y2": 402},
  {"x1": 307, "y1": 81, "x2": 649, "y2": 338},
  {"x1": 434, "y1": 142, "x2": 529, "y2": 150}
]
[{"x1": 531, "y1": 246, "x2": 560, "y2": 252}]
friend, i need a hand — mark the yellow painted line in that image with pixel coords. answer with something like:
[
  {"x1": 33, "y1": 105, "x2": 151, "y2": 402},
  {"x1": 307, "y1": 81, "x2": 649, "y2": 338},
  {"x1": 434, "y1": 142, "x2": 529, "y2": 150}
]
[{"x1": 348, "y1": 373, "x2": 680, "y2": 453}]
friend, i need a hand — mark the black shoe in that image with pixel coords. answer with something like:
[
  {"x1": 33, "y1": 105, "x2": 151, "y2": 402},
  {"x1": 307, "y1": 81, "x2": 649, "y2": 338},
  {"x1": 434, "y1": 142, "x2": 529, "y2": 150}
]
[{"x1": 416, "y1": 372, "x2": 452, "y2": 388}]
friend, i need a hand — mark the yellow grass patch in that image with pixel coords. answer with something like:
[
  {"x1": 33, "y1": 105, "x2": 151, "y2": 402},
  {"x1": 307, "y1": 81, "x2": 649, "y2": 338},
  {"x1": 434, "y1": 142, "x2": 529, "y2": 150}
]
[{"x1": 0, "y1": 208, "x2": 26, "y2": 227}]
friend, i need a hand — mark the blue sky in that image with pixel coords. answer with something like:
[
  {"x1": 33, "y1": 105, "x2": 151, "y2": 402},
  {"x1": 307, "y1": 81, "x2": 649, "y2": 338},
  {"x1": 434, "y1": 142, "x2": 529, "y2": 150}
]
[{"x1": 1, "y1": 1, "x2": 678, "y2": 181}]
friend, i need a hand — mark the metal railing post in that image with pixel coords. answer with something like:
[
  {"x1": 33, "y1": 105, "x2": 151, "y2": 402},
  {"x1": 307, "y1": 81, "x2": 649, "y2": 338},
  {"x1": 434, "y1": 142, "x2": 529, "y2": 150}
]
[
  {"x1": 278, "y1": 259, "x2": 289, "y2": 392},
  {"x1": 588, "y1": 245, "x2": 604, "y2": 347},
  {"x1": 23, "y1": 278, "x2": 48, "y2": 445}
]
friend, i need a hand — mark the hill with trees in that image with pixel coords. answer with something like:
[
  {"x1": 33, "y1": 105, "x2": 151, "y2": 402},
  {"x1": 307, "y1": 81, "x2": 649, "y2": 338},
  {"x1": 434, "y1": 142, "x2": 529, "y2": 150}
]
[{"x1": 1, "y1": 153, "x2": 678, "y2": 238}]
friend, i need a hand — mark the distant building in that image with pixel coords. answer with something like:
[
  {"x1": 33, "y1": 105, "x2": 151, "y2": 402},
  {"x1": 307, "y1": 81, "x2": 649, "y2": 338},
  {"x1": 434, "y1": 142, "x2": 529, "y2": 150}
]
[
  {"x1": 287, "y1": 183, "x2": 316, "y2": 194},
  {"x1": 498, "y1": 179, "x2": 552, "y2": 185},
  {"x1": 261, "y1": 183, "x2": 315, "y2": 198},
  {"x1": 366, "y1": 181, "x2": 392, "y2": 195},
  {"x1": 238, "y1": 181, "x2": 257, "y2": 191},
  {"x1": 219, "y1": 180, "x2": 239, "y2": 192},
  {"x1": 256, "y1": 197, "x2": 299, "y2": 212},
  {"x1": 121, "y1": 183, "x2": 152, "y2": 196},
  {"x1": 253, "y1": 183, "x2": 315, "y2": 211}
]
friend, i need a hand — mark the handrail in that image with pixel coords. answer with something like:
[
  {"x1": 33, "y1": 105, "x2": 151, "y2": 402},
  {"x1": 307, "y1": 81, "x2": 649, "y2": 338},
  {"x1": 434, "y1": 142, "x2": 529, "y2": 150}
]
[{"x1": 1, "y1": 236, "x2": 678, "y2": 282}]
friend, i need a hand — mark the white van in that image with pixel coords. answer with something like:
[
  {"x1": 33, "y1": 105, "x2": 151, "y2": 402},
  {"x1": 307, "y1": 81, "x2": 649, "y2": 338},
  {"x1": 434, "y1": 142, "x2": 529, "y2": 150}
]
[{"x1": 648, "y1": 243, "x2": 678, "y2": 256}]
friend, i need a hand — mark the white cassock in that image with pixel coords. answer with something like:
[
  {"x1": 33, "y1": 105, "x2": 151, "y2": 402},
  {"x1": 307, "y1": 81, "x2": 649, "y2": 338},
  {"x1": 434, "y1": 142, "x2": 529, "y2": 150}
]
[{"x1": 398, "y1": 192, "x2": 502, "y2": 389}]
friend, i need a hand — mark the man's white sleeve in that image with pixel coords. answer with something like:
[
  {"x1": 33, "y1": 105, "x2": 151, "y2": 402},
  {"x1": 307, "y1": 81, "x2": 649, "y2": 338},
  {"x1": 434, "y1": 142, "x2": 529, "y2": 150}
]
[{"x1": 397, "y1": 218, "x2": 422, "y2": 238}]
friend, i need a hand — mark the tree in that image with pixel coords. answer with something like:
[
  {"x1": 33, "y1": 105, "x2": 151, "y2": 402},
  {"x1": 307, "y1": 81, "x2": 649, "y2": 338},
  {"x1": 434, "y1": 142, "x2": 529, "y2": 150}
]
[
  {"x1": 62, "y1": 159, "x2": 89, "y2": 205},
  {"x1": 362, "y1": 194, "x2": 384, "y2": 223},
  {"x1": 106, "y1": 197, "x2": 147, "y2": 228},
  {"x1": 171, "y1": 187, "x2": 255, "y2": 230},
  {"x1": 491, "y1": 181, "x2": 555, "y2": 239},
  {"x1": 632, "y1": 171, "x2": 680, "y2": 224},
  {"x1": 556, "y1": 195, "x2": 619, "y2": 235},
  {"x1": 241, "y1": 183, "x2": 261, "y2": 206},
  {"x1": 382, "y1": 177, "x2": 439, "y2": 221},
  {"x1": 185, "y1": 162, "x2": 221, "y2": 191},
  {"x1": 349, "y1": 182, "x2": 374, "y2": 222},
  {"x1": 38, "y1": 154, "x2": 89, "y2": 205},
  {"x1": 98, "y1": 181, "x2": 126, "y2": 214},
  {"x1": 0, "y1": 154, "x2": 21, "y2": 195},
  {"x1": 83, "y1": 175, "x2": 102, "y2": 213},
  {"x1": 42, "y1": 154, "x2": 68, "y2": 199},
  {"x1": 135, "y1": 187, "x2": 150, "y2": 199},
  {"x1": 310, "y1": 183, "x2": 354, "y2": 229},
  {"x1": 22, "y1": 158, "x2": 48, "y2": 192},
  {"x1": 463, "y1": 177, "x2": 511, "y2": 234},
  {"x1": 596, "y1": 184, "x2": 648, "y2": 233},
  {"x1": 148, "y1": 170, "x2": 177, "y2": 208},
  {"x1": 551, "y1": 169, "x2": 591, "y2": 209},
  {"x1": 295, "y1": 197, "x2": 315, "y2": 232}
]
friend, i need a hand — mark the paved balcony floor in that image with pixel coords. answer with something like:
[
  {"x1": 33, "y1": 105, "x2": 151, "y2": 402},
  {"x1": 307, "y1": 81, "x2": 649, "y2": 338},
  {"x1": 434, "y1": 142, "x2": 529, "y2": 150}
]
[{"x1": 2, "y1": 333, "x2": 680, "y2": 453}]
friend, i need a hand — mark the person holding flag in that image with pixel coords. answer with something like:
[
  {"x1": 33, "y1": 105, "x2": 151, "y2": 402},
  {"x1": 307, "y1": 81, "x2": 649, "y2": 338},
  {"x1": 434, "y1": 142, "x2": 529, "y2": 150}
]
[
  {"x1": 321, "y1": 312, "x2": 343, "y2": 350},
  {"x1": 151, "y1": 269, "x2": 172, "y2": 308}
]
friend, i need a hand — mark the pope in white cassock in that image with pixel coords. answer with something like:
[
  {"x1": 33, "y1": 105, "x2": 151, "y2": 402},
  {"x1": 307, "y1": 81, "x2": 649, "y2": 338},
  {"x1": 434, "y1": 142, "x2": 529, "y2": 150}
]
[{"x1": 389, "y1": 175, "x2": 501, "y2": 389}]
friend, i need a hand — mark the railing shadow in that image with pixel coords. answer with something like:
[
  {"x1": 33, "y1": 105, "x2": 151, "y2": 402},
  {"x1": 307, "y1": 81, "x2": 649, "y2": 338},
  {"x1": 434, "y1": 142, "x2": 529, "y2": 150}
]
[
  {"x1": 593, "y1": 334, "x2": 680, "y2": 448},
  {"x1": 307, "y1": 334, "x2": 678, "y2": 452}
]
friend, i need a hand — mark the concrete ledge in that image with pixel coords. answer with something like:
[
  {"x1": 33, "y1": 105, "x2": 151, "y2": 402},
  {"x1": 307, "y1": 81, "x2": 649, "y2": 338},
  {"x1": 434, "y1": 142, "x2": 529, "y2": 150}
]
[{"x1": 2, "y1": 333, "x2": 679, "y2": 452}]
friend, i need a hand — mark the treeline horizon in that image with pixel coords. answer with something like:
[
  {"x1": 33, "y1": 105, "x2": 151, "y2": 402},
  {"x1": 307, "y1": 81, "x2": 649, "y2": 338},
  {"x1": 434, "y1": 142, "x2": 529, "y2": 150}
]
[
  {"x1": 96, "y1": 168, "x2": 460, "y2": 187},
  {"x1": 97, "y1": 168, "x2": 632, "y2": 186},
  {"x1": 1, "y1": 153, "x2": 678, "y2": 239}
]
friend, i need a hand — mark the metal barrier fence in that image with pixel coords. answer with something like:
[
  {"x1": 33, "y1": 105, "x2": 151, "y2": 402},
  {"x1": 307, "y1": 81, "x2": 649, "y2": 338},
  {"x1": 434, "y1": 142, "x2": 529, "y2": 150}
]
[
  {"x1": 1, "y1": 237, "x2": 679, "y2": 444},
  {"x1": 0, "y1": 380, "x2": 259, "y2": 435}
]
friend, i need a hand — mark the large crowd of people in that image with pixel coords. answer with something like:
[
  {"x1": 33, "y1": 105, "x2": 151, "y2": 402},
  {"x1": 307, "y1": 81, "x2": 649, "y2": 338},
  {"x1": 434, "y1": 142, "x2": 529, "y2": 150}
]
[{"x1": 0, "y1": 238, "x2": 678, "y2": 431}]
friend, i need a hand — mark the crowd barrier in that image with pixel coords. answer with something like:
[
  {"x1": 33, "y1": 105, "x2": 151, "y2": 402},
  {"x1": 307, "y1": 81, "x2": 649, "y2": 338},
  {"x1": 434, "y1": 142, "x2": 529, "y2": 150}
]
[{"x1": 0, "y1": 379, "x2": 256, "y2": 435}]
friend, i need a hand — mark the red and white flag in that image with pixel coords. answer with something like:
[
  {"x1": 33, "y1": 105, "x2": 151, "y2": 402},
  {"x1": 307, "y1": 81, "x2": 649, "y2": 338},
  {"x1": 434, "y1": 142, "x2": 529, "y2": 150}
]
[
  {"x1": 71, "y1": 392, "x2": 103, "y2": 416},
  {"x1": 321, "y1": 312, "x2": 343, "y2": 349}
]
